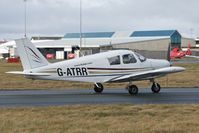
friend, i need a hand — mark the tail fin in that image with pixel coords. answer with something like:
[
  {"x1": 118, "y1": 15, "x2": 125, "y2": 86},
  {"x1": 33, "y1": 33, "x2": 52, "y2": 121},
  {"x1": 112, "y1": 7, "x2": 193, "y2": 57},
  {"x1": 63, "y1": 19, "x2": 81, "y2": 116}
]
[{"x1": 15, "y1": 38, "x2": 49, "y2": 70}]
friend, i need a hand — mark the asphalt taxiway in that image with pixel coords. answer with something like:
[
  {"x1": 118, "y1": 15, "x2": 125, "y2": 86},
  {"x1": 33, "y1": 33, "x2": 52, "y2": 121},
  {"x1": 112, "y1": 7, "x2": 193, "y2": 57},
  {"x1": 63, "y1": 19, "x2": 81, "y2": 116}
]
[{"x1": 0, "y1": 88, "x2": 199, "y2": 107}]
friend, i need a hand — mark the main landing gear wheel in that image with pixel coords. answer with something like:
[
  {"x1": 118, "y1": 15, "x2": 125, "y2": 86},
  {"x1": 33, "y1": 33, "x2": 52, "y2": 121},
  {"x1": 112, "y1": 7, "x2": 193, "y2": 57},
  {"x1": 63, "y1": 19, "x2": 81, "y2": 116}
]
[
  {"x1": 94, "y1": 83, "x2": 104, "y2": 93},
  {"x1": 127, "y1": 85, "x2": 138, "y2": 95},
  {"x1": 151, "y1": 82, "x2": 161, "y2": 93}
]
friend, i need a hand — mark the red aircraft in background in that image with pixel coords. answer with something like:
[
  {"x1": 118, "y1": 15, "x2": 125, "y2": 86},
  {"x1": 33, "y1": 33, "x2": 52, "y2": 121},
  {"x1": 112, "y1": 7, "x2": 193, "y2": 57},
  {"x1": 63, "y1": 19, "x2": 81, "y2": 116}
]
[{"x1": 170, "y1": 43, "x2": 196, "y2": 59}]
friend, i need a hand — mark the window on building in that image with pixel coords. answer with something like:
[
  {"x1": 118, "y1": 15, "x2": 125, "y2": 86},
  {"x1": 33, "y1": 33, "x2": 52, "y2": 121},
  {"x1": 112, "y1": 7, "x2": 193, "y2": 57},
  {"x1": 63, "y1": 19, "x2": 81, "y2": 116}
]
[
  {"x1": 122, "y1": 54, "x2": 137, "y2": 64},
  {"x1": 108, "y1": 56, "x2": 120, "y2": 65}
]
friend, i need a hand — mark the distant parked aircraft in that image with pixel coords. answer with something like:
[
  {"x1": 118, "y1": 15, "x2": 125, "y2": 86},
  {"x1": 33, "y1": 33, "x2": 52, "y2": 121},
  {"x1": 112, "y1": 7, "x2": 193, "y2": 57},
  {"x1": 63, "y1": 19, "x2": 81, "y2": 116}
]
[{"x1": 170, "y1": 43, "x2": 199, "y2": 59}]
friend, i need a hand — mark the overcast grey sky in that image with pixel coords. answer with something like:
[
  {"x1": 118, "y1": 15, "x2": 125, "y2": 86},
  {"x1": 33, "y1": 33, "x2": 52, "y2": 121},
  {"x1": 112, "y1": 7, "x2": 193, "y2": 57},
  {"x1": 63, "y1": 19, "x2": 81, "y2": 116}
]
[{"x1": 0, "y1": 0, "x2": 198, "y2": 39}]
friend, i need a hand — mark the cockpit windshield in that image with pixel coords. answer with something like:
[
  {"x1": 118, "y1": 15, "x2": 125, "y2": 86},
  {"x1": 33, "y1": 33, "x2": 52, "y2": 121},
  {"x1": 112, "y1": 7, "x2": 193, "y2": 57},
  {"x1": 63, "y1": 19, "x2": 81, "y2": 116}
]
[{"x1": 134, "y1": 52, "x2": 146, "y2": 62}]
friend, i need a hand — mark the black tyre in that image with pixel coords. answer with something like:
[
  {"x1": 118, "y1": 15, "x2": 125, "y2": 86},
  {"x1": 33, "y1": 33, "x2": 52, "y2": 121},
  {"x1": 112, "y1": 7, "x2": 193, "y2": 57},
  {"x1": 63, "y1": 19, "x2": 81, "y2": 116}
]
[
  {"x1": 151, "y1": 83, "x2": 161, "y2": 93},
  {"x1": 128, "y1": 85, "x2": 138, "y2": 95},
  {"x1": 94, "y1": 83, "x2": 104, "y2": 93}
]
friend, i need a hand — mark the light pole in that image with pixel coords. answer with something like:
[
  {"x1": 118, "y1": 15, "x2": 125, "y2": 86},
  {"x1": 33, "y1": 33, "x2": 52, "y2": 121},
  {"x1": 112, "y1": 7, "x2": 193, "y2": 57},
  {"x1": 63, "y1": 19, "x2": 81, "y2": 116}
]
[
  {"x1": 190, "y1": 28, "x2": 193, "y2": 38},
  {"x1": 24, "y1": 0, "x2": 27, "y2": 38},
  {"x1": 80, "y1": 0, "x2": 82, "y2": 48}
]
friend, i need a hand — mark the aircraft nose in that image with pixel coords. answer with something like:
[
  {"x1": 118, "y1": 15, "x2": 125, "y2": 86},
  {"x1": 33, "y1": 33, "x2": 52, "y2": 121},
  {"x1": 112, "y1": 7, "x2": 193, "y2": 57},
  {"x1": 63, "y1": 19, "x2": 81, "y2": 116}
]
[
  {"x1": 159, "y1": 60, "x2": 170, "y2": 68},
  {"x1": 150, "y1": 59, "x2": 170, "y2": 69},
  {"x1": 165, "y1": 60, "x2": 171, "y2": 67}
]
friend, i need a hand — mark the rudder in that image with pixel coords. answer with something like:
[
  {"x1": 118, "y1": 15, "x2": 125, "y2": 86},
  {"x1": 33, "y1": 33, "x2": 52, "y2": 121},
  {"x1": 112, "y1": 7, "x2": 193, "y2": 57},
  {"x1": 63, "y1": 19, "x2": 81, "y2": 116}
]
[{"x1": 15, "y1": 38, "x2": 49, "y2": 70}]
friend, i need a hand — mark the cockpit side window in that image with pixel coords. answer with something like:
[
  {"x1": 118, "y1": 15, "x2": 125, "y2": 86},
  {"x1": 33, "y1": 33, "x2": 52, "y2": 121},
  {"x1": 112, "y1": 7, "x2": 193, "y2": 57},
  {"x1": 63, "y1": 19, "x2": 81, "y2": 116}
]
[
  {"x1": 135, "y1": 52, "x2": 146, "y2": 62},
  {"x1": 122, "y1": 54, "x2": 137, "y2": 64},
  {"x1": 108, "y1": 55, "x2": 120, "y2": 65}
]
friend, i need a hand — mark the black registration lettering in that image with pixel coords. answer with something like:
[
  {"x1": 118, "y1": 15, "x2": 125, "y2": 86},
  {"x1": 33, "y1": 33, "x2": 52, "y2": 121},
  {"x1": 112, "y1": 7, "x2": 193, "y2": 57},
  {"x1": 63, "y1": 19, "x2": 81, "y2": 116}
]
[
  {"x1": 70, "y1": 68, "x2": 76, "y2": 75},
  {"x1": 76, "y1": 68, "x2": 82, "y2": 76},
  {"x1": 57, "y1": 67, "x2": 88, "y2": 77},
  {"x1": 82, "y1": 67, "x2": 88, "y2": 76},
  {"x1": 57, "y1": 68, "x2": 63, "y2": 76},
  {"x1": 67, "y1": 68, "x2": 72, "y2": 76}
]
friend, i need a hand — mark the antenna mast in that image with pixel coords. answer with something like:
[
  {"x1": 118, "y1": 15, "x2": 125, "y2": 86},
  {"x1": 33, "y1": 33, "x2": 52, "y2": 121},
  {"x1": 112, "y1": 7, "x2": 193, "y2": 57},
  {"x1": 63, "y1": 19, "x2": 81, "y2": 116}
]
[{"x1": 24, "y1": 0, "x2": 27, "y2": 37}]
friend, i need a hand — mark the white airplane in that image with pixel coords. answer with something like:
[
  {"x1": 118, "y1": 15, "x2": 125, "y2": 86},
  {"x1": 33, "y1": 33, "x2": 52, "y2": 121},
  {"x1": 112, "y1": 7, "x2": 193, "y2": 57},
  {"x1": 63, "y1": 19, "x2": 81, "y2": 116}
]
[{"x1": 7, "y1": 38, "x2": 185, "y2": 95}]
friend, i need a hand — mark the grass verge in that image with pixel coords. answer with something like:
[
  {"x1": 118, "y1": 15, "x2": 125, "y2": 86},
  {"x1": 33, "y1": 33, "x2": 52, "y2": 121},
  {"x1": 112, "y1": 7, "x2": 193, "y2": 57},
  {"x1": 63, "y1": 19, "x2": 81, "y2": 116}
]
[{"x1": 0, "y1": 104, "x2": 199, "y2": 133}]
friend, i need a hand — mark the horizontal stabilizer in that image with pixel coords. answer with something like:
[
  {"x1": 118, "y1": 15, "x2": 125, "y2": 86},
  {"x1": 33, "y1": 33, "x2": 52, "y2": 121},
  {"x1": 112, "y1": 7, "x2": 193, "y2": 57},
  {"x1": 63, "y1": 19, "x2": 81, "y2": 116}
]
[{"x1": 6, "y1": 71, "x2": 51, "y2": 76}]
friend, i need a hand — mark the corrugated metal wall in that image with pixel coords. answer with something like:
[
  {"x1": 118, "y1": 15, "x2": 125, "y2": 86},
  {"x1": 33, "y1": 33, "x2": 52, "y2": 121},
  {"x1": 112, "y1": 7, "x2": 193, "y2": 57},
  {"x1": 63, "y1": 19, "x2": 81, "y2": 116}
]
[{"x1": 112, "y1": 38, "x2": 170, "y2": 51}]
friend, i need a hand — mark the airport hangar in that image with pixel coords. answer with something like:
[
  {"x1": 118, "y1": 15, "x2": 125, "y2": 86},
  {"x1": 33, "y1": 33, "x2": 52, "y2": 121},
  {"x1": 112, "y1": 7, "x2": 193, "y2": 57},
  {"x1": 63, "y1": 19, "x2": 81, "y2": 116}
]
[
  {"x1": 0, "y1": 30, "x2": 196, "y2": 59},
  {"x1": 33, "y1": 30, "x2": 195, "y2": 59}
]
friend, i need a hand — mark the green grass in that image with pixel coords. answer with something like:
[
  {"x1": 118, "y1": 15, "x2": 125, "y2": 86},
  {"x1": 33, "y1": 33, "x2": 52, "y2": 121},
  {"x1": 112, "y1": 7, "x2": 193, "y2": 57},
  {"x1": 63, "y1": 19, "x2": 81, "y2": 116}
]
[
  {"x1": 0, "y1": 60, "x2": 198, "y2": 90},
  {"x1": 0, "y1": 105, "x2": 199, "y2": 133}
]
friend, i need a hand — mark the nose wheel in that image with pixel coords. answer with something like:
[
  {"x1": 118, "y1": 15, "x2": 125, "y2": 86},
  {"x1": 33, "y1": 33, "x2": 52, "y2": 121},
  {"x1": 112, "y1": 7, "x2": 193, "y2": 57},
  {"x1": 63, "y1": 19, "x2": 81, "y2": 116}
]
[
  {"x1": 94, "y1": 83, "x2": 104, "y2": 93},
  {"x1": 151, "y1": 82, "x2": 161, "y2": 93}
]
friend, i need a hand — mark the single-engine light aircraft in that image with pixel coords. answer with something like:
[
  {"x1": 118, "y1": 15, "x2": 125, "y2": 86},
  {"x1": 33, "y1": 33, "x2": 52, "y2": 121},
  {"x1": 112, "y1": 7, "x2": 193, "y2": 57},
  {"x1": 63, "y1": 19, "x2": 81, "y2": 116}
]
[{"x1": 7, "y1": 38, "x2": 185, "y2": 95}]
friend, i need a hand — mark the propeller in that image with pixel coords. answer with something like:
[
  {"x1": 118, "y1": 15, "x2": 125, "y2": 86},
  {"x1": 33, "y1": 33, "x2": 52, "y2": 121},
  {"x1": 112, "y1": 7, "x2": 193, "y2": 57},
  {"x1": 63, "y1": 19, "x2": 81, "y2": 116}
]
[
  {"x1": 167, "y1": 43, "x2": 172, "y2": 66},
  {"x1": 167, "y1": 43, "x2": 171, "y2": 62}
]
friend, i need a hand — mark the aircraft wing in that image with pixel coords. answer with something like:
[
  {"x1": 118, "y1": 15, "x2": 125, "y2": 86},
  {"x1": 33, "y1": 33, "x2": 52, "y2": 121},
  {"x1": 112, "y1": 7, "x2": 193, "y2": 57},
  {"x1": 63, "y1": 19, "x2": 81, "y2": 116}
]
[
  {"x1": 108, "y1": 67, "x2": 185, "y2": 82},
  {"x1": 6, "y1": 71, "x2": 51, "y2": 76}
]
